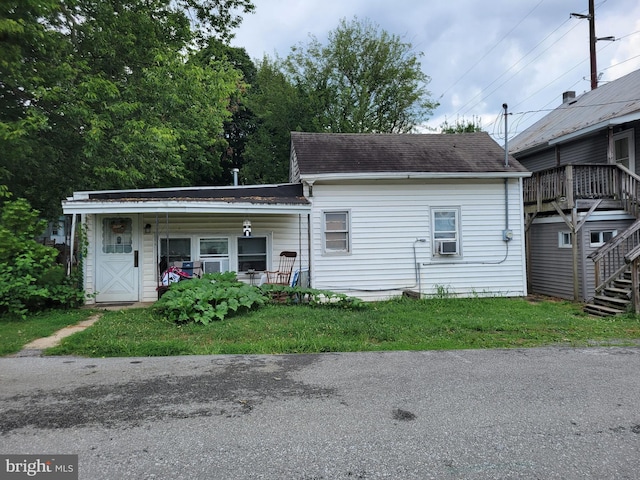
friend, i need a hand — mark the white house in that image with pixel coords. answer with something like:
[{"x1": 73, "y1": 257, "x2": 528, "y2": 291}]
[
  {"x1": 290, "y1": 132, "x2": 531, "y2": 300},
  {"x1": 62, "y1": 132, "x2": 530, "y2": 304}
]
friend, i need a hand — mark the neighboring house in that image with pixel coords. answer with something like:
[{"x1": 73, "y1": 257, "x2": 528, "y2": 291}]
[
  {"x1": 39, "y1": 217, "x2": 67, "y2": 245},
  {"x1": 63, "y1": 131, "x2": 530, "y2": 305},
  {"x1": 510, "y1": 68, "x2": 640, "y2": 314}
]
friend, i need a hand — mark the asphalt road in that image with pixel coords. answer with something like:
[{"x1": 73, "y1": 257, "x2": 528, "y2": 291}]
[{"x1": 1, "y1": 347, "x2": 639, "y2": 479}]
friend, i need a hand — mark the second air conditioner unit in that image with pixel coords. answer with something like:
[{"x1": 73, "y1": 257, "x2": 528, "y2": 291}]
[
  {"x1": 201, "y1": 259, "x2": 230, "y2": 274},
  {"x1": 438, "y1": 240, "x2": 458, "y2": 255}
]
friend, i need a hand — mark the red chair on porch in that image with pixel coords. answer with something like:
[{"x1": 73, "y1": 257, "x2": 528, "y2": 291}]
[{"x1": 265, "y1": 251, "x2": 297, "y2": 286}]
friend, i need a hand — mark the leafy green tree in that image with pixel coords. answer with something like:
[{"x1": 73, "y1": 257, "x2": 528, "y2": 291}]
[
  {"x1": 282, "y1": 17, "x2": 438, "y2": 134},
  {"x1": 240, "y1": 17, "x2": 438, "y2": 184},
  {"x1": 242, "y1": 57, "x2": 316, "y2": 183},
  {"x1": 193, "y1": 40, "x2": 258, "y2": 183},
  {"x1": 440, "y1": 116, "x2": 484, "y2": 134},
  {"x1": 0, "y1": 0, "x2": 254, "y2": 218}
]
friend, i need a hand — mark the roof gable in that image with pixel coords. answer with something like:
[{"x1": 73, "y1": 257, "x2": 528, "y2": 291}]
[
  {"x1": 510, "y1": 68, "x2": 640, "y2": 155},
  {"x1": 290, "y1": 132, "x2": 527, "y2": 179}
]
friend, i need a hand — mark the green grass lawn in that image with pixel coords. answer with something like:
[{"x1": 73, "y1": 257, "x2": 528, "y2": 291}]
[
  {"x1": 0, "y1": 309, "x2": 97, "y2": 356},
  {"x1": 25, "y1": 296, "x2": 640, "y2": 357}
]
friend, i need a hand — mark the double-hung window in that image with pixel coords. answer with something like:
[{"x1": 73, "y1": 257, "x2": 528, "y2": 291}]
[
  {"x1": 237, "y1": 237, "x2": 267, "y2": 271},
  {"x1": 200, "y1": 238, "x2": 230, "y2": 274},
  {"x1": 432, "y1": 208, "x2": 460, "y2": 256},
  {"x1": 323, "y1": 211, "x2": 350, "y2": 254},
  {"x1": 160, "y1": 238, "x2": 191, "y2": 264}
]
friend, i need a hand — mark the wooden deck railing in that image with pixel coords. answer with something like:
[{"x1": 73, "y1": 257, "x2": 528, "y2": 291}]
[
  {"x1": 526, "y1": 164, "x2": 640, "y2": 309},
  {"x1": 523, "y1": 164, "x2": 639, "y2": 213}
]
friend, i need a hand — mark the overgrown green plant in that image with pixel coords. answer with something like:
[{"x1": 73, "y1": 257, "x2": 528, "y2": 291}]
[
  {"x1": 0, "y1": 196, "x2": 84, "y2": 318},
  {"x1": 432, "y1": 284, "x2": 454, "y2": 299},
  {"x1": 260, "y1": 284, "x2": 367, "y2": 309},
  {"x1": 153, "y1": 272, "x2": 267, "y2": 324}
]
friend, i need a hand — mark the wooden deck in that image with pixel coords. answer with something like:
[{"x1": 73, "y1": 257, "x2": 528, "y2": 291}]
[
  {"x1": 523, "y1": 163, "x2": 640, "y2": 314},
  {"x1": 523, "y1": 164, "x2": 638, "y2": 216}
]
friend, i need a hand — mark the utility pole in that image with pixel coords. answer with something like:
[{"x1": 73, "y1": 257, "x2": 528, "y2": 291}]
[
  {"x1": 571, "y1": 0, "x2": 614, "y2": 90},
  {"x1": 588, "y1": 0, "x2": 597, "y2": 90}
]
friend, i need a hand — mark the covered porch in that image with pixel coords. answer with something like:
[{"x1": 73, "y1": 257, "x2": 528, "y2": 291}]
[{"x1": 62, "y1": 184, "x2": 311, "y2": 304}]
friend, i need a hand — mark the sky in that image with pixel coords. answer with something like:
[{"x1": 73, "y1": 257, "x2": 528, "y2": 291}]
[{"x1": 230, "y1": 0, "x2": 640, "y2": 143}]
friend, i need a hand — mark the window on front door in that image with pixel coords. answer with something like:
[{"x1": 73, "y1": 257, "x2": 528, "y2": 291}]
[{"x1": 102, "y1": 218, "x2": 133, "y2": 254}]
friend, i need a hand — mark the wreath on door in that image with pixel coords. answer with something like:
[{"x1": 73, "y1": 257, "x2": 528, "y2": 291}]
[{"x1": 110, "y1": 220, "x2": 126, "y2": 234}]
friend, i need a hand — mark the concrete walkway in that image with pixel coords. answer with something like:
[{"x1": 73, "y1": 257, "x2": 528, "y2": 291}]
[
  {"x1": 10, "y1": 302, "x2": 153, "y2": 357},
  {"x1": 11, "y1": 314, "x2": 103, "y2": 357}
]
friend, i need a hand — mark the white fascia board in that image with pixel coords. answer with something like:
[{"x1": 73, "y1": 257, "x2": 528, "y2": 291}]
[
  {"x1": 62, "y1": 200, "x2": 311, "y2": 215},
  {"x1": 301, "y1": 171, "x2": 531, "y2": 183},
  {"x1": 548, "y1": 111, "x2": 640, "y2": 146}
]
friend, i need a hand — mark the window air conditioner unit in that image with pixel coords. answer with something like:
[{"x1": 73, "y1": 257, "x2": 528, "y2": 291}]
[
  {"x1": 202, "y1": 259, "x2": 229, "y2": 274},
  {"x1": 438, "y1": 240, "x2": 458, "y2": 255}
]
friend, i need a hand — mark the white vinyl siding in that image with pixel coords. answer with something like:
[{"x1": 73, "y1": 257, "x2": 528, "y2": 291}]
[{"x1": 308, "y1": 179, "x2": 527, "y2": 300}]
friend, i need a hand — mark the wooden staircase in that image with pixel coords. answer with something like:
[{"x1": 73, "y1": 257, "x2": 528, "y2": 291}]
[
  {"x1": 586, "y1": 217, "x2": 640, "y2": 316},
  {"x1": 584, "y1": 270, "x2": 633, "y2": 316}
]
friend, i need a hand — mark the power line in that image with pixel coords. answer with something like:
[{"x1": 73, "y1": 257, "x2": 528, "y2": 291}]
[
  {"x1": 453, "y1": 1, "x2": 616, "y2": 118},
  {"x1": 436, "y1": 0, "x2": 545, "y2": 100},
  {"x1": 455, "y1": 21, "x2": 581, "y2": 117}
]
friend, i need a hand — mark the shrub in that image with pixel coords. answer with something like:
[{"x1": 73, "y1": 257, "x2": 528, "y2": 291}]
[
  {"x1": 153, "y1": 272, "x2": 268, "y2": 324},
  {"x1": 0, "y1": 197, "x2": 84, "y2": 318}
]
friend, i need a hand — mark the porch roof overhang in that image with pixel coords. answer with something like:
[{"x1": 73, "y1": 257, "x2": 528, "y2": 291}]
[{"x1": 62, "y1": 183, "x2": 311, "y2": 216}]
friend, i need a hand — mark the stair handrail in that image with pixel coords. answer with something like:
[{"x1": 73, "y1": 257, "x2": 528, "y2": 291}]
[
  {"x1": 589, "y1": 218, "x2": 640, "y2": 263},
  {"x1": 589, "y1": 161, "x2": 640, "y2": 297},
  {"x1": 624, "y1": 244, "x2": 640, "y2": 314}
]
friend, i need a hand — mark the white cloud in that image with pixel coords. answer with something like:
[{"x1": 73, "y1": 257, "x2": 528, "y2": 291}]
[{"x1": 232, "y1": 0, "x2": 640, "y2": 139}]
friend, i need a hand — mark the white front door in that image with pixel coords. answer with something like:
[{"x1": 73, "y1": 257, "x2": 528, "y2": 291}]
[{"x1": 96, "y1": 216, "x2": 139, "y2": 303}]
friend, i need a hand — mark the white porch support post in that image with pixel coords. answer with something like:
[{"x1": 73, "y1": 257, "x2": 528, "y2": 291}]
[{"x1": 67, "y1": 213, "x2": 77, "y2": 275}]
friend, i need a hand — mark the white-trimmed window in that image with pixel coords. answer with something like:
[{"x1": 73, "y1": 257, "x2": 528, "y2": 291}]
[
  {"x1": 237, "y1": 237, "x2": 267, "y2": 271},
  {"x1": 614, "y1": 129, "x2": 635, "y2": 172},
  {"x1": 324, "y1": 211, "x2": 350, "y2": 253},
  {"x1": 160, "y1": 237, "x2": 191, "y2": 263},
  {"x1": 200, "y1": 238, "x2": 230, "y2": 274},
  {"x1": 432, "y1": 208, "x2": 460, "y2": 256},
  {"x1": 590, "y1": 230, "x2": 616, "y2": 247},
  {"x1": 558, "y1": 231, "x2": 572, "y2": 248}
]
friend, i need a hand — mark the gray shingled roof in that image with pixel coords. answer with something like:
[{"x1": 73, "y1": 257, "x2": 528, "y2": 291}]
[
  {"x1": 84, "y1": 184, "x2": 309, "y2": 205},
  {"x1": 510, "y1": 68, "x2": 640, "y2": 155},
  {"x1": 291, "y1": 131, "x2": 527, "y2": 176}
]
